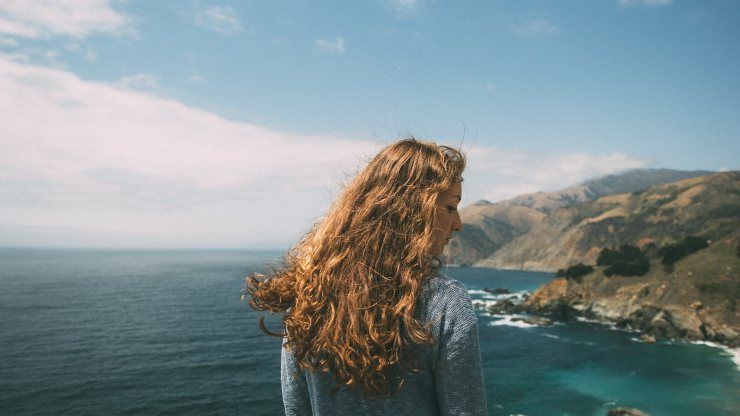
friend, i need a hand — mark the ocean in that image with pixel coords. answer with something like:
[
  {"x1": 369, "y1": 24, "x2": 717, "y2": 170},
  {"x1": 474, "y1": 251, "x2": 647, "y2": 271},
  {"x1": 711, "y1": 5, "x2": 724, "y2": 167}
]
[{"x1": 0, "y1": 248, "x2": 737, "y2": 416}]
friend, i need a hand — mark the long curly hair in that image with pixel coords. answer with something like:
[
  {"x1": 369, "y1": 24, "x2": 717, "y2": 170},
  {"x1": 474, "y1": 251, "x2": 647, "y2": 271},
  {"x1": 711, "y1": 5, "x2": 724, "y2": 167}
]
[{"x1": 246, "y1": 137, "x2": 465, "y2": 398}]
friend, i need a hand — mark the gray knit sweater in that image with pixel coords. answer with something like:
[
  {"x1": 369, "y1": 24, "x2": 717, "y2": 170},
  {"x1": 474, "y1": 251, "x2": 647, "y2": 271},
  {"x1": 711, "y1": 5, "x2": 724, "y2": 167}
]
[{"x1": 280, "y1": 273, "x2": 488, "y2": 415}]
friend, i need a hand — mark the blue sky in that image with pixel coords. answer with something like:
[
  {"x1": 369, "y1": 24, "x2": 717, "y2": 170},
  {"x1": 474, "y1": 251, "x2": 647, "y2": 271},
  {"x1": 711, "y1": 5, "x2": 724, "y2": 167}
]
[{"x1": 0, "y1": 0, "x2": 738, "y2": 248}]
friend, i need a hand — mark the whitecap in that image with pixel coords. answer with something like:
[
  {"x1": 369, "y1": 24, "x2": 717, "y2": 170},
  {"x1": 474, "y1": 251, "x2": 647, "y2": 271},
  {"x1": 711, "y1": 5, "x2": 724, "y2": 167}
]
[
  {"x1": 487, "y1": 315, "x2": 537, "y2": 328},
  {"x1": 575, "y1": 316, "x2": 602, "y2": 324},
  {"x1": 471, "y1": 299, "x2": 499, "y2": 310},
  {"x1": 574, "y1": 316, "x2": 640, "y2": 334}
]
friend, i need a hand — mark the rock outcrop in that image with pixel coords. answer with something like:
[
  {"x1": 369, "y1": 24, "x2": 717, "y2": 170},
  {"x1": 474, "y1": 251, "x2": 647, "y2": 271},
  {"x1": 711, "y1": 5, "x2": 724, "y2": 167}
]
[
  {"x1": 606, "y1": 408, "x2": 651, "y2": 416},
  {"x1": 520, "y1": 233, "x2": 740, "y2": 348}
]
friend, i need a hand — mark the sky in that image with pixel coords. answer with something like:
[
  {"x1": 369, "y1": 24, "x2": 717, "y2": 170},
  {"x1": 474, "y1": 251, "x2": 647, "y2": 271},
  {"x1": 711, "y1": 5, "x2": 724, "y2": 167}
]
[{"x1": 0, "y1": 0, "x2": 738, "y2": 249}]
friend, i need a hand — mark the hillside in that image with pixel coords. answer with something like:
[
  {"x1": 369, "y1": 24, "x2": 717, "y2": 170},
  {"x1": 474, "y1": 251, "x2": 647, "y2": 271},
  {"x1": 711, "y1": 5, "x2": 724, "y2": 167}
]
[
  {"x1": 473, "y1": 171, "x2": 739, "y2": 271},
  {"x1": 522, "y1": 231, "x2": 740, "y2": 347},
  {"x1": 445, "y1": 168, "x2": 713, "y2": 265}
]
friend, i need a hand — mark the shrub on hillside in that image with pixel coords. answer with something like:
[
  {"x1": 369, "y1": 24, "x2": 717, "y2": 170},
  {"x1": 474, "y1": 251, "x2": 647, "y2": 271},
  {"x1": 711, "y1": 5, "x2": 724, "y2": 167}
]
[
  {"x1": 597, "y1": 244, "x2": 651, "y2": 277},
  {"x1": 555, "y1": 263, "x2": 594, "y2": 282},
  {"x1": 659, "y1": 236, "x2": 709, "y2": 270}
]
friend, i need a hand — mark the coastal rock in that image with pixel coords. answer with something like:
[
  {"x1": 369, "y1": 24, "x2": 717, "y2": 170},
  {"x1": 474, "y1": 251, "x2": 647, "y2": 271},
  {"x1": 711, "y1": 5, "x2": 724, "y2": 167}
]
[
  {"x1": 484, "y1": 287, "x2": 510, "y2": 295},
  {"x1": 606, "y1": 407, "x2": 652, "y2": 416},
  {"x1": 526, "y1": 278, "x2": 569, "y2": 315},
  {"x1": 712, "y1": 325, "x2": 740, "y2": 348},
  {"x1": 486, "y1": 299, "x2": 519, "y2": 315},
  {"x1": 511, "y1": 316, "x2": 553, "y2": 326},
  {"x1": 640, "y1": 334, "x2": 657, "y2": 343}
]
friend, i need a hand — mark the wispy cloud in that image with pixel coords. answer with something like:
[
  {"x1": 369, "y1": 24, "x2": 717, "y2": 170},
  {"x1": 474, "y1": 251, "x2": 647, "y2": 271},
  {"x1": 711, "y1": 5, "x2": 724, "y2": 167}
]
[
  {"x1": 0, "y1": 36, "x2": 18, "y2": 47},
  {"x1": 315, "y1": 37, "x2": 346, "y2": 53},
  {"x1": 114, "y1": 73, "x2": 161, "y2": 92},
  {"x1": 0, "y1": 0, "x2": 128, "y2": 39},
  {"x1": 194, "y1": 5, "x2": 242, "y2": 35},
  {"x1": 382, "y1": 0, "x2": 419, "y2": 17},
  {"x1": 0, "y1": 54, "x2": 376, "y2": 247},
  {"x1": 464, "y1": 147, "x2": 648, "y2": 203},
  {"x1": 618, "y1": 0, "x2": 673, "y2": 7},
  {"x1": 512, "y1": 19, "x2": 560, "y2": 37},
  {"x1": 64, "y1": 43, "x2": 97, "y2": 62}
]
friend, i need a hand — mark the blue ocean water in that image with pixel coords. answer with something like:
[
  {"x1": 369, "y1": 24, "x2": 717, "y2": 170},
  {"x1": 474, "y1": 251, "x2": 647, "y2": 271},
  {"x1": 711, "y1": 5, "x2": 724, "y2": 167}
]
[{"x1": 0, "y1": 249, "x2": 737, "y2": 416}]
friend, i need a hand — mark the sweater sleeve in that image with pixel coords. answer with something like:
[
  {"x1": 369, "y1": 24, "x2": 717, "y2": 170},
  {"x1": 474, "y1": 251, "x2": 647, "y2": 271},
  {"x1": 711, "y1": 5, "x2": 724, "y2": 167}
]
[
  {"x1": 281, "y1": 341, "x2": 313, "y2": 416},
  {"x1": 433, "y1": 281, "x2": 488, "y2": 416}
]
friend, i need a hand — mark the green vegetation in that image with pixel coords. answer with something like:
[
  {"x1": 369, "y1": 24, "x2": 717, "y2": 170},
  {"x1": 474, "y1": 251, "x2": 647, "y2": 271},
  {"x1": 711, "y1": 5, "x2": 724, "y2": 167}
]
[
  {"x1": 597, "y1": 244, "x2": 651, "y2": 277},
  {"x1": 555, "y1": 263, "x2": 594, "y2": 282},
  {"x1": 659, "y1": 236, "x2": 709, "y2": 271}
]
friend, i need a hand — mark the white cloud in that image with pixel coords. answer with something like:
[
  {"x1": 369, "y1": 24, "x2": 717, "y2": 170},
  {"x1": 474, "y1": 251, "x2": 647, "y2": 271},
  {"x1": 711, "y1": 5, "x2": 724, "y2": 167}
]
[
  {"x1": 0, "y1": 54, "x2": 378, "y2": 248},
  {"x1": 0, "y1": 36, "x2": 18, "y2": 47},
  {"x1": 0, "y1": 54, "x2": 649, "y2": 248},
  {"x1": 618, "y1": 0, "x2": 673, "y2": 7},
  {"x1": 383, "y1": 0, "x2": 419, "y2": 17},
  {"x1": 114, "y1": 73, "x2": 161, "y2": 92},
  {"x1": 4, "y1": 46, "x2": 64, "y2": 67},
  {"x1": 194, "y1": 5, "x2": 242, "y2": 35},
  {"x1": 64, "y1": 43, "x2": 96, "y2": 61},
  {"x1": 463, "y1": 146, "x2": 648, "y2": 203},
  {"x1": 188, "y1": 73, "x2": 205, "y2": 83},
  {"x1": 315, "y1": 37, "x2": 346, "y2": 53},
  {"x1": 512, "y1": 19, "x2": 560, "y2": 37},
  {"x1": 0, "y1": 0, "x2": 127, "y2": 39}
]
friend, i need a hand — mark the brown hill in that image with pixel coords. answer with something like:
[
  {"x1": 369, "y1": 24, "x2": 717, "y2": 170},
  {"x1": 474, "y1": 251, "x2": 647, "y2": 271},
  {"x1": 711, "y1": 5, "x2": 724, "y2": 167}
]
[
  {"x1": 445, "y1": 168, "x2": 713, "y2": 265},
  {"x1": 474, "y1": 171, "x2": 740, "y2": 271}
]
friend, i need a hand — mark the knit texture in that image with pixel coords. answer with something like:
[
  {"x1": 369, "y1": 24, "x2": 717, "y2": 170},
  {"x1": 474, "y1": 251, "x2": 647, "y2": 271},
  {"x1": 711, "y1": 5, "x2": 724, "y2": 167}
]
[{"x1": 280, "y1": 273, "x2": 488, "y2": 415}]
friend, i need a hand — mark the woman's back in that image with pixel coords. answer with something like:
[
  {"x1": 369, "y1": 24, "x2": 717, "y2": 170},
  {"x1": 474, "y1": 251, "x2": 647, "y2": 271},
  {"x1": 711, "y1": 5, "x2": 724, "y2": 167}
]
[{"x1": 281, "y1": 273, "x2": 488, "y2": 416}]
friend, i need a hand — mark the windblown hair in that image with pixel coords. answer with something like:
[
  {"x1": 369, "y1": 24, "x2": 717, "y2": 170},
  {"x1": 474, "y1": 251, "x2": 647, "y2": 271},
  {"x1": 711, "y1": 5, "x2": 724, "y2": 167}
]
[{"x1": 246, "y1": 138, "x2": 465, "y2": 398}]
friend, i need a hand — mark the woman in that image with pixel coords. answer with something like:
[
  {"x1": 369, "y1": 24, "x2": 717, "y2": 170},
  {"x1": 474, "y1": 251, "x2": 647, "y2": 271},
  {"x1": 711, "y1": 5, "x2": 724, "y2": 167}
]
[{"x1": 247, "y1": 138, "x2": 487, "y2": 415}]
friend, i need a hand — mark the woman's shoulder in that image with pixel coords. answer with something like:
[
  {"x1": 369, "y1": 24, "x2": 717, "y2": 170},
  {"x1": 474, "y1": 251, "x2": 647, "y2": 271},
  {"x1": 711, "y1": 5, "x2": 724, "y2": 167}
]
[
  {"x1": 421, "y1": 272, "x2": 471, "y2": 300},
  {"x1": 417, "y1": 272, "x2": 473, "y2": 318}
]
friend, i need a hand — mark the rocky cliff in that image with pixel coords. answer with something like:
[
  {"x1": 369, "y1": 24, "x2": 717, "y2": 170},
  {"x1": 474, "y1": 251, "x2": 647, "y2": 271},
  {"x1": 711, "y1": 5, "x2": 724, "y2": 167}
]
[{"x1": 522, "y1": 231, "x2": 739, "y2": 347}]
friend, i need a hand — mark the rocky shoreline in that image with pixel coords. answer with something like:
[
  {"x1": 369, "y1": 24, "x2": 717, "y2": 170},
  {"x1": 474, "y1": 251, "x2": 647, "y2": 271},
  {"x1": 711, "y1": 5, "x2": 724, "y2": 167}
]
[{"x1": 479, "y1": 278, "x2": 740, "y2": 349}]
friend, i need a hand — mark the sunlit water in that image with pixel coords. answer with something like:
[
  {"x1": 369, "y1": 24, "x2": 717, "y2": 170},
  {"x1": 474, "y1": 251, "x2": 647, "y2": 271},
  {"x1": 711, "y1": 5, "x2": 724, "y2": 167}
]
[{"x1": 0, "y1": 249, "x2": 737, "y2": 415}]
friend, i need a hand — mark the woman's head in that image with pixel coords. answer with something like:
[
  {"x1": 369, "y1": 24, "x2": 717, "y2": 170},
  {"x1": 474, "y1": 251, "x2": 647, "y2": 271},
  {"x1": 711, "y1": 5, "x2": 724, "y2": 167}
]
[
  {"x1": 247, "y1": 137, "x2": 466, "y2": 397},
  {"x1": 319, "y1": 137, "x2": 465, "y2": 264}
]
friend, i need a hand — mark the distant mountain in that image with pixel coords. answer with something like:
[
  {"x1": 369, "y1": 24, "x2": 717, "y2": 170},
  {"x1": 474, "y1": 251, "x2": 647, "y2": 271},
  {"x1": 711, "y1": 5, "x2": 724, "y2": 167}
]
[
  {"x1": 474, "y1": 171, "x2": 738, "y2": 271},
  {"x1": 445, "y1": 168, "x2": 715, "y2": 266}
]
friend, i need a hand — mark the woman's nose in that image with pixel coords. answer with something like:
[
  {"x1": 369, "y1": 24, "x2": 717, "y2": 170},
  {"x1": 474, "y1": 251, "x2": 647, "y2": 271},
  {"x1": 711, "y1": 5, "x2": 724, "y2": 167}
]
[{"x1": 453, "y1": 214, "x2": 463, "y2": 232}]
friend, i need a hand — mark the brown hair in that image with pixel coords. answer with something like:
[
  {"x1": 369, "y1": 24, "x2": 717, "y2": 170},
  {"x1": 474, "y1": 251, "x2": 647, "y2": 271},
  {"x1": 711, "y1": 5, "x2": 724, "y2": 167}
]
[{"x1": 246, "y1": 137, "x2": 465, "y2": 397}]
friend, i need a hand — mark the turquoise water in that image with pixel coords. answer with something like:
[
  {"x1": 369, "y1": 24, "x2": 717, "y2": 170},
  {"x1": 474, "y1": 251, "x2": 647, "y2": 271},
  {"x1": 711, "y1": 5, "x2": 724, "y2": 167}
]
[{"x1": 0, "y1": 249, "x2": 737, "y2": 415}]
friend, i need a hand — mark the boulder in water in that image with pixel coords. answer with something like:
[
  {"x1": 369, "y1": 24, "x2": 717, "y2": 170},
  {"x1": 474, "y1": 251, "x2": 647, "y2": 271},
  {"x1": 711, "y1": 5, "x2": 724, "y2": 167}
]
[
  {"x1": 486, "y1": 299, "x2": 518, "y2": 315},
  {"x1": 511, "y1": 315, "x2": 553, "y2": 326},
  {"x1": 606, "y1": 407, "x2": 651, "y2": 416},
  {"x1": 484, "y1": 287, "x2": 510, "y2": 295}
]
